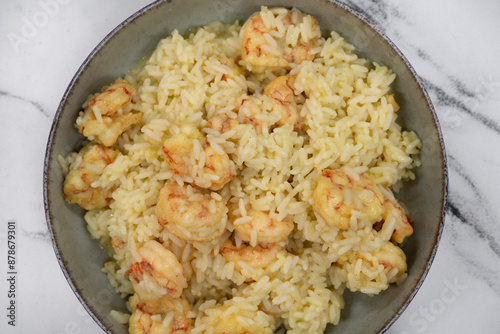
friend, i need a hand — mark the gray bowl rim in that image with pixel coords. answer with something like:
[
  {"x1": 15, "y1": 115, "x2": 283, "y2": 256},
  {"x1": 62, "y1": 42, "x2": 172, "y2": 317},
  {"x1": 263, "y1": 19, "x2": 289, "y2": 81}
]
[{"x1": 43, "y1": 0, "x2": 448, "y2": 333}]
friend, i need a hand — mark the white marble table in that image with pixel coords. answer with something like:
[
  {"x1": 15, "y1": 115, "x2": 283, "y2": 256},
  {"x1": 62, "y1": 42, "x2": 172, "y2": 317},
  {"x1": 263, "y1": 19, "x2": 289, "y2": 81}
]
[{"x1": 0, "y1": 0, "x2": 499, "y2": 333}]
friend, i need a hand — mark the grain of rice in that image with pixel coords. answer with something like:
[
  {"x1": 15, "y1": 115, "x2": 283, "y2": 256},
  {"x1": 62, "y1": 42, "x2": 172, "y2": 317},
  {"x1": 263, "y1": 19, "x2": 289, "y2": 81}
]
[
  {"x1": 250, "y1": 230, "x2": 258, "y2": 247},
  {"x1": 344, "y1": 188, "x2": 352, "y2": 206},
  {"x1": 261, "y1": 44, "x2": 282, "y2": 56},
  {"x1": 208, "y1": 199, "x2": 217, "y2": 214},
  {"x1": 238, "y1": 199, "x2": 247, "y2": 217},
  {"x1": 162, "y1": 311, "x2": 174, "y2": 327},
  {"x1": 233, "y1": 216, "x2": 253, "y2": 226},
  {"x1": 352, "y1": 190, "x2": 363, "y2": 209},
  {"x1": 109, "y1": 310, "x2": 130, "y2": 324}
]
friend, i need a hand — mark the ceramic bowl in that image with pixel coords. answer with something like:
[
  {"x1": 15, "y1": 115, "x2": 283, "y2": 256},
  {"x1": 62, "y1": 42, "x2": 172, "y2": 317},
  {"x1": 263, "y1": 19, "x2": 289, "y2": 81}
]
[{"x1": 44, "y1": 0, "x2": 447, "y2": 333}]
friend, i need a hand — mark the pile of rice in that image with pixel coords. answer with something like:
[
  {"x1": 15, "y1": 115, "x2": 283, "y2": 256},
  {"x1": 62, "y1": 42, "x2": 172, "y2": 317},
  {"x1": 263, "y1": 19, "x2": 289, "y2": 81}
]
[{"x1": 63, "y1": 7, "x2": 421, "y2": 333}]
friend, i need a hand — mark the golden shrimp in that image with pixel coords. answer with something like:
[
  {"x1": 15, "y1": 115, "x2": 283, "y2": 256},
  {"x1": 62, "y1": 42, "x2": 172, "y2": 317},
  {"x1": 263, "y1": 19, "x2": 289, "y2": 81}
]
[
  {"x1": 264, "y1": 75, "x2": 303, "y2": 130},
  {"x1": 372, "y1": 241, "x2": 407, "y2": 283},
  {"x1": 235, "y1": 95, "x2": 264, "y2": 133},
  {"x1": 111, "y1": 236, "x2": 125, "y2": 252},
  {"x1": 383, "y1": 199, "x2": 413, "y2": 244},
  {"x1": 241, "y1": 7, "x2": 320, "y2": 71},
  {"x1": 312, "y1": 169, "x2": 385, "y2": 229},
  {"x1": 211, "y1": 56, "x2": 244, "y2": 82},
  {"x1": 203, "y1": 145, "x2": 236, "y2": 191},
  {"x1": 206, "y1": 303, "x2": 274, "y2": 334},
  {"x1": 205, "y1": 95, "x2": 263, "y2": 134},
  {"x1": 77, "y1": 79, "x2": 142, "y2": 147},
  {"x1": 229, "y1": 206, "x2": 294, "y2": 244},
  {"x1": 86, "y1": 79, "x2": 136, "y2": 115},
  {"x1": 156, "y1": 183, "x2": 227, "y2": 242},
  {"x1": 128, "y1": 308, "x2": 165, "y2": 334},
  {"x1": 162, "y1": 124, "x2": 201, "y2": 177},
  {"x1": 162, "y1": 124, "x2": 235, "y2": 191},
  {"x1": 313, "y1": 169, "x2": 414, "y2": 242},
  {"x1": 127, "y1": 240, "x2": 187, "y2": 301},
  {"x1": 205, "y1": 113, "x2": 239, "y2": 134},
  {"x1": 63, "y1": 144, "x2": 118, "y2": 210},
  {"x1": 219, "y1": 239, "x2": 281, "y2": 270},
  {"x1": 129, "y1": 294, "x2": 191, "y2": 334}
]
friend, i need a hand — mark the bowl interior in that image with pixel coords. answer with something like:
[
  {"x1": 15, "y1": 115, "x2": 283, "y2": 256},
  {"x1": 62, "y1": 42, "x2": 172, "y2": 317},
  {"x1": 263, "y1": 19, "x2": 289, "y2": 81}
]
[{"x1": 44, "y1": 0, "x2": 447, "y2": 333}]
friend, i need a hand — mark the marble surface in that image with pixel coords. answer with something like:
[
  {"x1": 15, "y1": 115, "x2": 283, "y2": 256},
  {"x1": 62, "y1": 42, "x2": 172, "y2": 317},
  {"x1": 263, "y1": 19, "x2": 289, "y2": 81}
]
[{"x1": 0, "y1": 0, "x2": 499, "y2": 333}]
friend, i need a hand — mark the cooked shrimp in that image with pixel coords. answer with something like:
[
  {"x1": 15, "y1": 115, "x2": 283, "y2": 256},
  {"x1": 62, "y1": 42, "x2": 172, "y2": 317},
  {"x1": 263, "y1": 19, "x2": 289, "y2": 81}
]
[
  {"x1": 372, "y1": 241, "x2": 407, "y2": 283},
  {"x1": 241, "y1": 7, "x2": 320, "y2": 70},
  {"x1": 230, "y1": 207, "x2": 294, "y2": 244},
  {"x1": 264, "y1": 75, "x2": 303, "y2": 130},
  {"x1": 86, "y1": 79, "x2": 136, "y2": 116},
  {"x1": 212, "y1": 56, "x2": 244, "y2": 82},
  {"x1": 129, "y1": 294, "x2": 191, "y2": 334},
  {"x1": 383, "y1": 199, "x2": 413, "y2": 244},
  {"x1": 127, "y1": 240, "x2": 187, "y2": 301},
  {"x1": 312, "y1": 169, "x2": 385, "y2": 229},
  {"x1": 63, "y1": 144, "x2": 118, "y2": 210},
  {"x1": 129, "y1": 306, "x2": 189, "y2": 334},
  {"x1": 80, "y1": 113, "x2": 142, "y2": 147},
  {"x1": 129, "y1": 307, "x2": 166, "y2": 334},
  {"x1": 162, "y1": 124, "x2": 235, "y2": 191},
  {"x1": 162, "y1": 124, "x2": 202, "y2": 176},
  {"x1": 206, "y1": 95, "x2": 263, "y2": 134},
  {"x1": 219, "y1": 239, "x2": 281, "y2": 270},
  {"x1": 206, "y1": 113, "x2": 240, "y2": 134},
  {"x1": 235, "y1": 95, "x2": 263, "y2": 133},
  {"x1": 111, "y1": 236, "x2": 125, "y2": 252},
  {"x1": 156, "y1": 183, "x2": 227, "y2": 242},
  {"x1": 77, "y1": 79, "x2": 142, "y2": 147},
  {"x1": 313, "y1": 168, "x2": 414, "y2": 242},
  {"x1": 203, "y1": 145, "x2": 236, "y2": 191},
  {"x1": 207, "y1": 303, "x2": 273, "y2": 334}
]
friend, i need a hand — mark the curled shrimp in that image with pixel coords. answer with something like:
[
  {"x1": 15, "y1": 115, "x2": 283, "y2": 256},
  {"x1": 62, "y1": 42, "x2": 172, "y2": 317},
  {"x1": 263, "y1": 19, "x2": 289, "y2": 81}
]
[
  {"x1": 219, "y1": 239, "x2": 281, "y2": 270},
  {"x1": 339, "y1": 241, "x2": 407, "y2": 293},
  {"x1": 63, "y1": 144, "x2": 118, "y2": 210},
  {"x1": 383, "y1": 199, "x2": 413, "y2": 244},
  {"x1": 77, "y1": 79, "x2": 142, "y2": 147},
  {"x1": 241, "y1": 7, "x2": 320, "y2": 71},
  {"x1": 111, "y1": 236, "x2": 125, "y2": 252},
  {"x1": 162, "y1": 124, "x2": 201, "y2": 177},
  {"x1": 156, "y1": 183, "x2": 227, "y2": 242},
  {"x1": 313, "y1": 169, "x2": 414, "y2": 243},
  {"x1": 162, "y1": 124, "x2": 235, "y2": 191},
  {"x1": 206, "y1": 113, "x2": 239, "y2": 134},
  {"x1": 230, "y1": 206, "x2": 294, "y2": 244},
  {"x1": 129, "y1": 294, "x2": 191, "y2": 334},
  {"x1": 234, "y1": 95, "x2": 263, "y2": 133},
  {"x1": 204, "y1": 302, "x2": 274, "y2": 334},
  {"x1": 372, "y1": 241, "x2": 407, "y2": 283},
  {"x1": 264, "y1": 75, "x2": 303, "y2": 130},
  {"x1": 209, "y1": 56, "x2": 244, "y2": 82},
  {"x1": 312, "y1": 169, "x2": 385, "y2": 229},
  {"x1": 127, "y1": 240, "x2": 187, "y2": 301},
  {"x1": 206, "y1": 95, "x2": 263, "y2": 134},
  {"x1": 129, "y1": 308, "x2": 165, "y2": 334}
]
